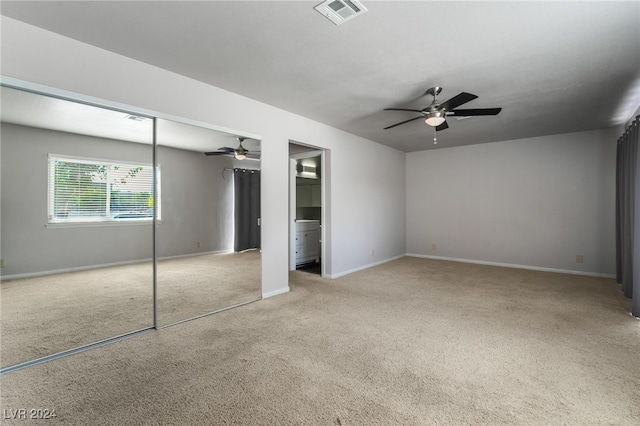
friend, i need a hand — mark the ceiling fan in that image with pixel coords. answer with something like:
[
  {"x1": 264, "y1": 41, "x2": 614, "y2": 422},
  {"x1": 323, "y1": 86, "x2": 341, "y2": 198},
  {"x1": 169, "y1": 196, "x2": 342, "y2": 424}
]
[
  {"x1": 204, "y1": 137, "x2": 260, "y2": 160},
  {"x1": 384, "y1": 87, "x2": 502, "y2": 131}
]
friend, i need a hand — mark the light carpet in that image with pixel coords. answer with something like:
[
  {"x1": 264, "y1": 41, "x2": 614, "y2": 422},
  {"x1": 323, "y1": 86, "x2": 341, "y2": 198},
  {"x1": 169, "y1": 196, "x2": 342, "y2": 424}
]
[{"x1": 1, "y1": 256, "x2": 638, "y2": 425}]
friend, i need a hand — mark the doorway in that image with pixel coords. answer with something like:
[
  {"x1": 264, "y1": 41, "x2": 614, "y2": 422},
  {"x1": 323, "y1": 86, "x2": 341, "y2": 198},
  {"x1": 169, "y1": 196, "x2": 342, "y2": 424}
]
[{"x1": 289, "y1": 142, "x2": 327, "y2": 276}]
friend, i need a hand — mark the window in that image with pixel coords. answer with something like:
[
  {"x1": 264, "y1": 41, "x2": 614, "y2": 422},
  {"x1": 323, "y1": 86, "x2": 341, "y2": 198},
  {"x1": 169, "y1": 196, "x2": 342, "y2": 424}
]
[{"x1": 48, "y1": 155, "x2": 159, "y2": 223}]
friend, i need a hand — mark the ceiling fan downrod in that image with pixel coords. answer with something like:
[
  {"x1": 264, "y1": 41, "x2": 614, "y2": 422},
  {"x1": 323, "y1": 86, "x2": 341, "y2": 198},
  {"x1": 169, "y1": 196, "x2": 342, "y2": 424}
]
[{"x1": 425, "y1": 86, "x2": 443, "y2": 102}]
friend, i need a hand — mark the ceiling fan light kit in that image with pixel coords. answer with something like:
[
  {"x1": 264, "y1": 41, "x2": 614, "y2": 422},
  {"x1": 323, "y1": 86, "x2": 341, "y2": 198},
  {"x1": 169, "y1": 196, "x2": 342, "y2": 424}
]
[
  {"x1": 384, "y1": 86, "x2": 502, "y2": 138},
  {"x1": 425, "y1": 111, "x2": 446, "y2": 127}
]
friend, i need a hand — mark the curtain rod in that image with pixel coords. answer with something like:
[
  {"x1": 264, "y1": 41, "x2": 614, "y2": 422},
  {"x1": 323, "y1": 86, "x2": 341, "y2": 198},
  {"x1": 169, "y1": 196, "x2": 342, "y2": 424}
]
[
  {"x1": 618, "y1": 115, "x2": 639, "y2": 141},
  {"x1": 222, "y1": 167, "x2": 260, "y2": 179}
]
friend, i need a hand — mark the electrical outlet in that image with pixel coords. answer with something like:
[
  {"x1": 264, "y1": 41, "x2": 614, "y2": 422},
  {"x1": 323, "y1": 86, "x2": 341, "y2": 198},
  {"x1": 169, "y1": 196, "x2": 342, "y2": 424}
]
[
  {"x1": 576, "y1": 255, "x2": 583, "y2": 264},
  {"x1": 371, "y1": 248, "x2": 375, "y2": 257},
  {"x1": 0, "y1": 259, "x2": 3, "y2": 268},
  {"x1": 432, "y1": 243, "x2": 437, "y2": 251},
  {"x1": 197, "y1": 241, "x2": 201, "y2": 249}
]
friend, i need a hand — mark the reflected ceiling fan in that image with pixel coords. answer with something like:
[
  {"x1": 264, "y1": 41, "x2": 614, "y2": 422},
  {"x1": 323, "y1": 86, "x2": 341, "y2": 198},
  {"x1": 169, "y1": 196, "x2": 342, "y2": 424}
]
[
  {"x1": 204, "y1": 137, "x2": 260, "y2": 160},
  {"x1": 384, "y1": 87, "x2": 502, "y2": 132}
]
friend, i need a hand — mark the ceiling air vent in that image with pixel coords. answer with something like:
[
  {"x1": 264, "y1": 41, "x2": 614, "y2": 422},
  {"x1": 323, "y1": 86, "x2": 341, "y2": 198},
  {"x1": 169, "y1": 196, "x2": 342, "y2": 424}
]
[{"x1": 314, "y1": 0, "x2": 367, "y2": 25}]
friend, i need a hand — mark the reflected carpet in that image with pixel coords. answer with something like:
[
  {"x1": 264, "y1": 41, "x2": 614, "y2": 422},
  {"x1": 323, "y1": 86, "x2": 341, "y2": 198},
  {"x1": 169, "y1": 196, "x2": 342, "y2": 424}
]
[{"x1": 0, "y1": 250, "x2": 261, "y2": 367}]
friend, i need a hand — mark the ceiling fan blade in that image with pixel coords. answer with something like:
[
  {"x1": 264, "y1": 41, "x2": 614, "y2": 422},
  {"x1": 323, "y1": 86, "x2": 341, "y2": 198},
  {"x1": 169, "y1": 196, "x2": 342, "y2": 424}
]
[
  {"x1": 384, "y1": 108, "x2": 424, "y2": 113},
  {"x1": 383, "y1": 116, "x2": 424, "y2": 130},
  {"x1": 438, "y1": 92, "x2": 478, "y2": 111},
  {"x1": 448, "y1": 108, "x2": 502, "y2": 116},
  {"x1": 204, "y1": 146, "x2": 236, "y2": 156},
  {"x1": 435, "y1": 121, "x2": 449, "y2": 132}
]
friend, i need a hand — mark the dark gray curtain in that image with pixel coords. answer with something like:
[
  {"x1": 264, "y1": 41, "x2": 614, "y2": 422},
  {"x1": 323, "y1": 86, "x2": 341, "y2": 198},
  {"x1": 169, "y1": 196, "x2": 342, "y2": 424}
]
[
  {"x1": 616, "y1": 115, "x2": 639, "y2": 317},
  {"x1": 234, "y1": 168, "x2": 261, "y2": 252}
]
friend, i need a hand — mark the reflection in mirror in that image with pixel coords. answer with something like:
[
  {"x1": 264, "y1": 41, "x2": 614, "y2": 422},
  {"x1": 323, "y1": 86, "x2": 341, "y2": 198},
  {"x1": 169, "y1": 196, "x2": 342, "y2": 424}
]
[
  {"x1": 0, "y1": 86, "x2": 154, "y2": 369},
  {"x1": 156, "y1": 119, "x2": 261, "y2": 326},
  {"x1": 156, "y1": 119, "x2": 262, "y2": 325}
]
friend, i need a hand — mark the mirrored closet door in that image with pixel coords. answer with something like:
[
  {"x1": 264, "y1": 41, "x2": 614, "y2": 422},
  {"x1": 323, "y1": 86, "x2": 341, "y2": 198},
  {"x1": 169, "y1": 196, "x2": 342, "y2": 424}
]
[
  {"x1": 0, "y1": 85, "x2": 263, "y2": 372},
  {"x1": 155, "y1": 119, "x2": 262, "y2": 326},
  {"x1": 0, "y1": 86, "x2": 154, "y2": 368}
]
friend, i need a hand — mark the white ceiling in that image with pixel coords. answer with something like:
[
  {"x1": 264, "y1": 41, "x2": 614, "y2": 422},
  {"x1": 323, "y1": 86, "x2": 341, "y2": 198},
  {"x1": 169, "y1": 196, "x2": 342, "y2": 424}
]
[{"x1": 1, "y1": 1, "x2": 639, "y2": 152}]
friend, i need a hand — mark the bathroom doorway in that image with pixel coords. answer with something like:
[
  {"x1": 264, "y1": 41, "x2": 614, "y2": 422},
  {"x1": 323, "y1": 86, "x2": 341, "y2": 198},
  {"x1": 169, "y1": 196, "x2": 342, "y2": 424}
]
[{"x1": 289, "y1": 142, "x2": 327, "y2": 276}]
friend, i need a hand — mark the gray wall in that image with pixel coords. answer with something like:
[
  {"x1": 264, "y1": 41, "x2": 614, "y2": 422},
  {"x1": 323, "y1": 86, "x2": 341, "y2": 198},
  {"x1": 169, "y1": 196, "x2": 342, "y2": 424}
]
[
  {"x1": 157, "y1": 145, "x2": 243, "y2": 258},
  {"x1": 406, "y1": 128, "x2": 618, "y2": 275},
  {"x1": 1, "y1": 123, "x2": 239, "y2": 277}
]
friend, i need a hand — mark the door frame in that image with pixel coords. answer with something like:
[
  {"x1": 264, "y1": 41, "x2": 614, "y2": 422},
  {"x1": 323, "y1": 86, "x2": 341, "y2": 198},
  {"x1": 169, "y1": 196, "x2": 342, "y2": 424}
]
[{"x1": 289, "y1": 145, "x2": 328, "y2": 277}]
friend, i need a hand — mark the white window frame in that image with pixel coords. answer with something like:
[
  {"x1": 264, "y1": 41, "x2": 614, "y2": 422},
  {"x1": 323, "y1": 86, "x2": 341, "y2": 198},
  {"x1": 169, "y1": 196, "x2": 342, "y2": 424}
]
[{"x1": 48, "y1": 154, "x2": 160, "y2": 225}]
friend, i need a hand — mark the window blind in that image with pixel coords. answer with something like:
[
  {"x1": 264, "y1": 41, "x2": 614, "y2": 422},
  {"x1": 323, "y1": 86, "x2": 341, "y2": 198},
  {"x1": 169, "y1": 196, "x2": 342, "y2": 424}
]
[{"x1": 48, "y1": 155, "x2": 159, "y2": 223}]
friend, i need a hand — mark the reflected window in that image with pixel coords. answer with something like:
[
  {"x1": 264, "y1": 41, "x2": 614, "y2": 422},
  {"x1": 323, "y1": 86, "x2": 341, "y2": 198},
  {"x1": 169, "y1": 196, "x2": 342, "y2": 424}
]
[{"x1": 48, "y1": 155, "x2": 160, "y2": 223}]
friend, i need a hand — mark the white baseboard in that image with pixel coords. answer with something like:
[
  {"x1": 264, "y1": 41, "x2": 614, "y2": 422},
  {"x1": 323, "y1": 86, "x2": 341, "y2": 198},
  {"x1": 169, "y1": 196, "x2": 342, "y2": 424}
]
[
  {"x1": 159, "y1": 249, "x2": 232, "y2": 261},
  {"x1": 1, "y1": 250, "x2": 234, "y2": 281},
  {"x1": 262, "y1": 287, "x2": 290, "y2": 299},
  {"x1": 1, "y1": 258, "x2": 153, "y2": 281},
  {"x1": 406, "y1": 253, "x2": 616, "y2": 278},
  {"x1": 329, "y1": 254, "x2": 406, "y2": 279}
]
